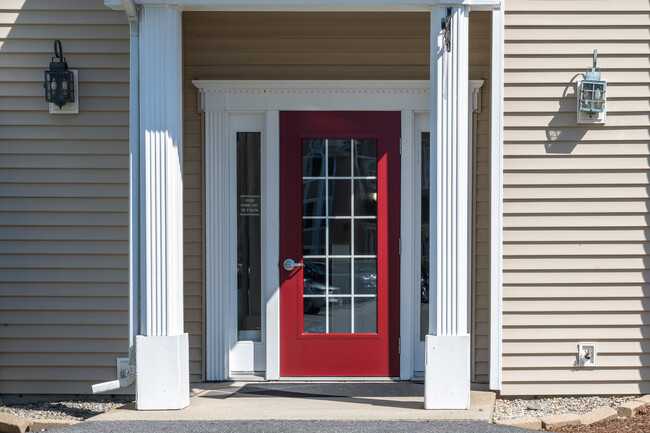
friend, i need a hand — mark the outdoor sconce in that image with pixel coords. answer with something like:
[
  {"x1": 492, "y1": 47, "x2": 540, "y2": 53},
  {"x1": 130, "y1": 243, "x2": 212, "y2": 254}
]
[
  {"x1": 44, "y1": 40, "x2": 78, "y2": 114},
  {"x1": 577, "y1": 50, "x2": 606, "y2": 124}
]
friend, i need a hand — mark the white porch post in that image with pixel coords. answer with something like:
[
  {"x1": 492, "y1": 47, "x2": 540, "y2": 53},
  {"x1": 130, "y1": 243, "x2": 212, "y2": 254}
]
[
  {"x1": 425, "y1": 5, "x2": 471, "y2": 410},
  {"x1": 135, "y1": 4, "x2": 189, "y2": 410}
]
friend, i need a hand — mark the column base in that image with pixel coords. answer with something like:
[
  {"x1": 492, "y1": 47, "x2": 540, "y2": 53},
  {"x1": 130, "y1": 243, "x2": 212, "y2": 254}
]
[
  {"x1": 136, "y1": 334, "x2": 189, "y2": 410},
  {"x1": 424, "y1": 334, "x2": 470, "y2": 410}
]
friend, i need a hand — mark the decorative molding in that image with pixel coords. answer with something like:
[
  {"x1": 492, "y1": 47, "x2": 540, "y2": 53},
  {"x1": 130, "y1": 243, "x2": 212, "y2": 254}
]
[
  {"x1": 193, "y1": 80, "x2": 431, "y2": 112},
  {"x1": 108, "y1": 0, "x2": 501, "y2": 12},
  {"x1": 139, "y1": 5, "x2": 184, "y2": 337}
]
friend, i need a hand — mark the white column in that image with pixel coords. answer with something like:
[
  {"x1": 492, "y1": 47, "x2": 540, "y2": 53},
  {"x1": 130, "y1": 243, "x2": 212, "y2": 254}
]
[
  {"x1": 425, "y1": 5, "x2": 471, "y2": 410},
  {"x1": 135, "y1": 4, "x2": 189, "y2": 410}
]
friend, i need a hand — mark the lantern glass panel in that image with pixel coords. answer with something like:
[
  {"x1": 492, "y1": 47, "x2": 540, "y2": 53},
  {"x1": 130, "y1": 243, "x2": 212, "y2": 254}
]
[{"x1": 579, "y1": 80, "x2": 606, "y2": 114}]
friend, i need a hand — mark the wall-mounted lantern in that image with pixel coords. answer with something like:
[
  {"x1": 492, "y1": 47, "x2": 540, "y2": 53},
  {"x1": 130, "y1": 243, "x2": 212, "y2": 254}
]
[
  {"x1": 577, "y1": 50, "x2": 606, "y2": 124},
  {"x1": 44, "y1": 40, "x2": 78, "y2": 114}
]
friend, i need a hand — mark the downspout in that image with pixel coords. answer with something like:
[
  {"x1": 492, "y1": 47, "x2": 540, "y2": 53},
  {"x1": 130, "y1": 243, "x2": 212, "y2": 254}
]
[{"x1": 93, "y1": 0, "x2": 139, "y2": 394}]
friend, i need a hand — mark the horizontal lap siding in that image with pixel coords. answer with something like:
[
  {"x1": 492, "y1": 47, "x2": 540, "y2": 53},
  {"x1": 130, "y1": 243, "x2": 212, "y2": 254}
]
[
  {"x1": 470, "y1": 11, "x2": 491, "y2": 384},
  {"x1": 0, "y1": 1, "x2": 130, "y2": 394},
  {"x1": 502, "y1": 1, "x2": 650, "y2": 395},
  {"x1": 182, "y1": 11, "x2": 491, "y2": 382}
]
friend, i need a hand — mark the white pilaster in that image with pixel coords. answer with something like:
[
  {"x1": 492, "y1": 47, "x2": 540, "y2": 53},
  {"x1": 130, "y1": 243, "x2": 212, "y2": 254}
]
[
  {"x1": 425, "y1": 5, "x2": 471, "y2": 410},
  {"x1": 204, "y1": 110, "x2": 234, "y2": 381},
  {"x1": 136, "y1": 4, "x2": 189, "y2": 410}
]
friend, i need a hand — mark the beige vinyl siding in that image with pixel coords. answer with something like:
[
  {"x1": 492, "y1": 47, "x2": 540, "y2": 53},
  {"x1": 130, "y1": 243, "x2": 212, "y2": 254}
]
[
  {"x1": 183, "y1": 76, "x2": 204, "y2": 383},
  {"x1": 501, "y1": 0, "x2": 650, "y2": 395},
  {"x1": 469, "y1": 11, "x2": 491, "y2": 384},
  {"x1": 183, "y1": 11, "x2": 491, "y2": 381},
  {"x1": 0, "y1": 1, "x2": 130, "y2": 394}
]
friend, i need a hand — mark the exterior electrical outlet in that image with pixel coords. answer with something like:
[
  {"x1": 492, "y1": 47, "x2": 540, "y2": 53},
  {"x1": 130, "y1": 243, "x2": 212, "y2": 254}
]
[
  {"x1": 578, "y1": 343, "x2": 597, "y2": 367},
  {"x1": 117, "y1": 357, "x2": 130, "y2": 379}
]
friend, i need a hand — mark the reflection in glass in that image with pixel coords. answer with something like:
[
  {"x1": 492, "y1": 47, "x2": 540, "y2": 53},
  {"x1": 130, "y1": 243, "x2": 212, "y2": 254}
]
[
  {"x1": 354, "y1": 179, "x2": 377, "y2": 216},
  {"x1": 304, "y1": 259, "x2": 326, "y2": 295},
  {"x1": 303, "y1": 180, "x2": 326, "y2": 217},
  {"x1": 237, "y1": 132, "x2": 261, "y2": 342},
  {"x1": 420, "y1": 132, "x2": 430, "y2": 340},
  {"x1": 300, "y1": 137, "x2": 379, "y2": 335},
  {"x1": 354, "y1": 259, "x2": 377, "y2": 295},
  {"x1": 354, "y1": 139, "x2": 377, "y2": 177},
  {"x1": 354, "y1": 297, "x2": 377, "y2": 333},
  {"x1": 329, "y1": 298, "x2": 352, "y2": 333},
  {"x1": 329, "y1": 258, "x2": 351, "y2": 295},
  {"x1": 354, "y1": 220, "x2": 377, "y2": 255},
  {"x1": 304, "y1": 298, "x2": 326, "y2": 333},
  {"x1": 328, "y1": 139, "x2": 351, "y2": 177},
  {"x1": 329, "y1": 219, "x2": 351, "y2": 255},
  {"x1": 328, "y1": 179, "x2": 351, "y2": 217},
  {"x1": 303, "y1": 218, "x2": 326, "y2": 256},
  {"x1": 303, "y1": 139, "x2": 325, "y2": 177}
]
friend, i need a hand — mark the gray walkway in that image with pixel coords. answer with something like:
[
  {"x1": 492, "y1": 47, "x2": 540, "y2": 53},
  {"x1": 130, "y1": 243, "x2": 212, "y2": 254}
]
[{"x1": 54, "y1": 420, "x2": 533, "y2": 433}]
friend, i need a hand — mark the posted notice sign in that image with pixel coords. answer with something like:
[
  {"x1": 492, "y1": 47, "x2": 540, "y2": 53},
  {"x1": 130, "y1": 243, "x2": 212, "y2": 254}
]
[{"x1": 239, "y1": 195, "x2": 261, "y2": 216}]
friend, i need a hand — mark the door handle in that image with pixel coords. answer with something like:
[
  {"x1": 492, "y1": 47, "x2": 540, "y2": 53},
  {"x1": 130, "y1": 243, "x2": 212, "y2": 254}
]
[{"x1": 283, "y1": 259, "x2": 305, "y2": 271}]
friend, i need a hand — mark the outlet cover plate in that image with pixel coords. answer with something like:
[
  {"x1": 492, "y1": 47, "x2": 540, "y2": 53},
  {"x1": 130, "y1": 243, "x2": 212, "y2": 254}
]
[
  {"x1": 117, "y1": 357, "x2": 129, "y2": 379},
  {"x1": 578, "y1": 342, "x2": 597, "y2": 367}
]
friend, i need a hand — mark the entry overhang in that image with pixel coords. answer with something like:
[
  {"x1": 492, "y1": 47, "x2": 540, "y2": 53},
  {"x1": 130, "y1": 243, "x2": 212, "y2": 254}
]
[
  {"x1": 106, "y1": 0, "x2": 501, "y2": 11},
  {"x1": 114, "y1": 0, "x2": 505, "y2": 411}
]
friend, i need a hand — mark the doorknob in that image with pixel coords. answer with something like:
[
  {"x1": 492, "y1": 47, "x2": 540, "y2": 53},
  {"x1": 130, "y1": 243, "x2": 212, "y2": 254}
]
[{"x1": 283, "y1": 259, "x2": 305, "y2": 271}]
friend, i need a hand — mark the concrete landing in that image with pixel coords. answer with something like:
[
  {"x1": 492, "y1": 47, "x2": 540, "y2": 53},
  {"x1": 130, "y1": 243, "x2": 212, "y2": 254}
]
[{"x1": 89, "y1": 382, "x2": 495, "y2": 422}]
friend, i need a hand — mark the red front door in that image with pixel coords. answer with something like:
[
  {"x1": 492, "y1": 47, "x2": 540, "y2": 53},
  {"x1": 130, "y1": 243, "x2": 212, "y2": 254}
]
[{"x1": 279, "y1": 111, "x2": 400, "y2": 377}]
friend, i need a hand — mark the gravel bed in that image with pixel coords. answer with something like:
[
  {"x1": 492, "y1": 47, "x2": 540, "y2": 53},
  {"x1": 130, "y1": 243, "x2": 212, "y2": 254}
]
[
  {"x1": 494, "y1": 395, "x2": 638, "y2": 421},
  {"x1": 0, "y1": 399, "x2": 132, "y2": 421}
]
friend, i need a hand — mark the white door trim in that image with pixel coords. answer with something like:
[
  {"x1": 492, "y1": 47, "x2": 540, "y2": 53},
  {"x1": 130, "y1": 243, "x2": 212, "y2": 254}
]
[
  {"x1": 196, "y1": 80, "x2": 430, "y2": 380},
  {"x1": 195, "y1": 78, "x2": 495, "y2": 381}
]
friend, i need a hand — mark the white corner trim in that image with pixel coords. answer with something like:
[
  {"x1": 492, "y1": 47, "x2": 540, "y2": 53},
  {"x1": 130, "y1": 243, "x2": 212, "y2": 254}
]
[
  {"x1": 489, "y1": 7, "x2": 504, "y2": 392},
  {"x1": 400, "y1": 110, "x2": 416, "y2": 381},
  {"x1": 264, "y1": 110, "x2": 281, "y2": 380}
]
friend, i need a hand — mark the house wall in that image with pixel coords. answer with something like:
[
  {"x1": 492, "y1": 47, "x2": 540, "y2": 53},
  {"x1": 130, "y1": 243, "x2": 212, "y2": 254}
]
[
  {"x1": 0, "y1": 0, "x2": 130, "y2": 394},
  {"x1": 501, "y1": 0, "x2": 650, "y2": 395},
  {"x1": 182, "y1": 11, "x2": 492, "y2": 382},
  {"x1": 0, "y1": 5, "x2": 492, "y2": 394}
]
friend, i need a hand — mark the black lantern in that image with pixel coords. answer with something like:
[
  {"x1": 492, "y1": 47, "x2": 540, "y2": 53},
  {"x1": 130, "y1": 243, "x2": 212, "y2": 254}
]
[{"x1": 44, "y1": 40, "x2": 75, "y2": 108}]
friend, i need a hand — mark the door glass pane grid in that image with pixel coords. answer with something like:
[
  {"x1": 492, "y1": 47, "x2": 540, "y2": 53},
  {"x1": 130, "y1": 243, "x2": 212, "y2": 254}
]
[{"x1": 302, "y1": 138, "x2": 378, "y2": 334}]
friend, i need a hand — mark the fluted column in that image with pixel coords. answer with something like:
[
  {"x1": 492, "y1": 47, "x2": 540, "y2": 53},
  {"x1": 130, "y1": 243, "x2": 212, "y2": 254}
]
[
  {"x1": 204, "y1": 110, "x2": 234, "y2": 381},
  {"x1": 135, "y1": 4, "x2": 189, "y2": 410},
  {"x1": 425, "y1": 5, "x2": 471, "y2": 410}
]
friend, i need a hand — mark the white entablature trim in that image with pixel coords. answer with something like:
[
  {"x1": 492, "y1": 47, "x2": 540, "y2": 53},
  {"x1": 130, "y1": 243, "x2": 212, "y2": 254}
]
[
  {"x1": 193, "y1": 80, "x2": 431, "y2": 112},
  {"x1": 106, "y1": 0, "x2": 500, "y2": 12}
]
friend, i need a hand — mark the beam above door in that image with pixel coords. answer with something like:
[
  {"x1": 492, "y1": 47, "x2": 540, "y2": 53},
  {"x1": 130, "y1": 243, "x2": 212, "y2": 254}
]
[{"x1": 106, "y1": 0, "x2": 501, "y2": 12}]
